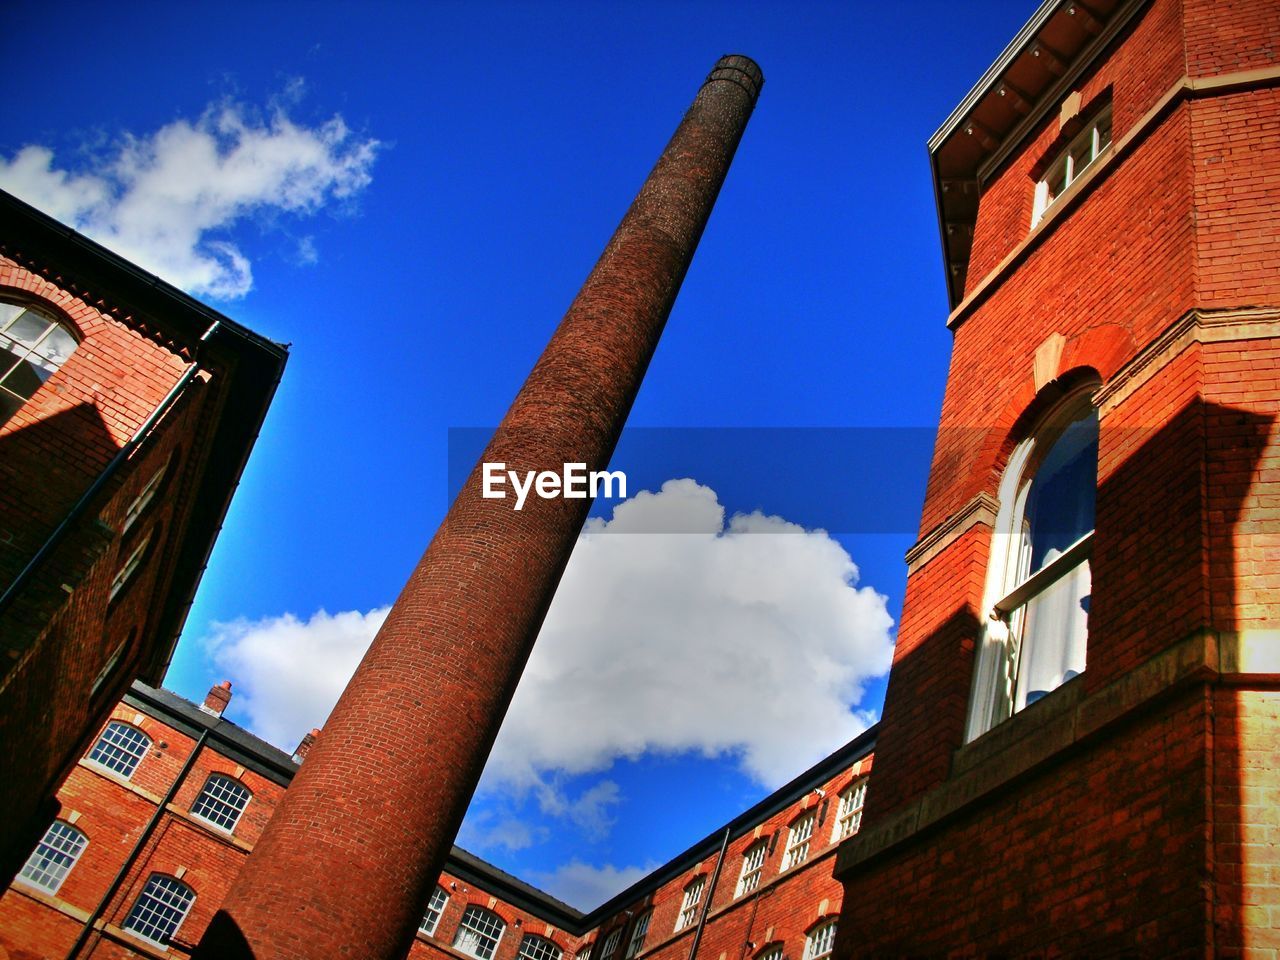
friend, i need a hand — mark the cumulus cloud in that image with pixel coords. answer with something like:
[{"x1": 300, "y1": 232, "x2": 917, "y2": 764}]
[
  {"x1": 527, "y1": 860, "x2": 660, "y2": 912},
  {"x1": 0, "y1": 96, "x2": 378, "y2": 299},
  {"x1": 484, "y1": 478, "x2": 894, "y2": 790},
  {"x1": 199, "y1": 480, "x2": 893, "y2": 786},
  {"x1": 203, "y1": 606, "x2": 388, "y2": 750}
]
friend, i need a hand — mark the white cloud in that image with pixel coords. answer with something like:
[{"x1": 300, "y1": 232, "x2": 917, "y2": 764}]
[
  {"x1": 203, "y1": 606, "x2": 388, "y2": 750},
  {"x1": 527, "y1": 860, "x2": 660, "y2": 911},
  {"x1": 0, "y1": 97, "x2": 378, "y2": 299},
  {"x1": 199, "y1": 480, "x2": 893, "y2": 789},
  {"x1": 484, "y1": 479, "x2": 894, "y2": 790},
  {"x1": 457, "y1": 810, "x2": 548, "y2": 853}
]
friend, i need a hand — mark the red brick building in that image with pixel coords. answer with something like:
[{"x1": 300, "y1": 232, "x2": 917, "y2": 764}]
[
  {"x1": 0, "y1": 681, "x2": 872, "y2": 960},
  {"x1": 833, "y1": 0, "x2": 1280, "y2": 954},
  {"x1": 0, "y1": 191, "x2": 287, "y2": 886}
]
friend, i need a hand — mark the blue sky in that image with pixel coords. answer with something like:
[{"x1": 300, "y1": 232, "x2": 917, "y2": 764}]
[{"x1": 2, "y1": 0, "x2": 1033, "y2": 909}]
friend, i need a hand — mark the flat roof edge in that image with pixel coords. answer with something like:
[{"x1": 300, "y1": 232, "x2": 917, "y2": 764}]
[{"x1": 927, "y1": 0, "x2": 1067, "y2": 154}]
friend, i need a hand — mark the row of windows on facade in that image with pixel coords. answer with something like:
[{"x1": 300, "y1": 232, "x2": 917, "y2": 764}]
[
  {"x1": 15, "y1": 721, "x2": 257, "y2": 902},
  {"x1": 414, "y1": 781, "x2": 865, "y2": 960},
  {"x1": 1, "y1": 297, "x2": 169, "y2": 609},
  {"x1": 421, "y1": 894, "x2": 836, "y2": 960}
]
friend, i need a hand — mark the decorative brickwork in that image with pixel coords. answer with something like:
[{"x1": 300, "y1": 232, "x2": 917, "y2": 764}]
[{"x1": 835, "y1": 0, "x2": 1280, "y2": 953}]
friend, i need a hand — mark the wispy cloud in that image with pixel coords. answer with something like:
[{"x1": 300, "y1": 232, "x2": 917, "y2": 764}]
[
  {"x1": 527, "y1": 860, "x2": 661, "y2": 912},
  {"x1": 0, "y1": 93, "x2": 378, "y2": 299}
]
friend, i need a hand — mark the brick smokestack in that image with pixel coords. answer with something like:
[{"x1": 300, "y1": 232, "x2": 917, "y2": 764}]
[{"x1": 195, "y1": 54, "x2": 763, "y2": 960}]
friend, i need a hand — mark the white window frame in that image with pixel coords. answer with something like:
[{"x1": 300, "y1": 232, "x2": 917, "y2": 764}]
[
  {"x1": 520, "y1": 933, "x2": 564, "y2": 960},
  {"x1": 87, "y1": 721, "x2": 151, "y2": 779},
  {"x1": 109, "y1": 531, "x2": 154, "y2": 602},
  {"x1": 598, "y1": 926, "x2": 622, "y2": 960},
  {"x1": 122, "y1": 453, "x2": 173, "y2": 535},
  {"x1": 577, "y1": 943, "x2": 593, "y2": 960},
  {"x1": 675, "y1": 875, "x2": 706, "y2": 931},
  {"x1": 1032, "y1": 104, "x2": 1113, "y2": 226},
  {"x1": 735, "y1": 840, "x2": 768, "y2": 897},
  {"x1": 831, "y1": 779, "x2": 868, "y2": 841},
  {"x1": 757, "y1": 944, "x2": 784, "y2": 960},
  {"x1": 190, "y1": 773, "x2": 252, "y2": 833},
  {"x1": 624, "y1": 910, "x2": 651, "y2": 959},
  {"x1": 965, "y1": 388, "x2": 1098, "y2": 741},
  {"x1": 454, "y1": 905, "x2": 507, "y2": 960},
  {"x1": 0, "y1": 301, "x2": 79, "y2": 425},
  {"x1": 780, "y1": 812, "x2": 815, "y2": 871},
  {"x1": 804, "y1": 921, "x2": 837, "y2": 960},
  {"x1": 122, "y1": 873, "x2": 196, "y2": 948},
  {"x1": 18, "y1": 820, "x2": 88, "y2": 894},
  {"x1": 420, "y1": 885, "x2": 449, "y2": 935}
]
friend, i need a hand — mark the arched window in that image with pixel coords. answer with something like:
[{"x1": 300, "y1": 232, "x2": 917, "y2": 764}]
[
  {"x1": 521, "y1": 933, "x2": 564, "y2": 960},
  {"x1": 735, "y1": 839, "x2": 768, "y2": 896},
  {"x1": 0, "y1": 300, "x2": 78, "y2": 426},
  {"x1": 756, "y1": 943, "x2": 784, "y2": 960},
  {"x1": 676, "y1": 875, "x2": 705, "y2": 930},
  {"x1": 190, "y1": 773, "x2": 252, "y2": 832},
  {"x1": 87, "y1": 721, "x2": 151, "y2": 779},
  {"x1": 598, "y1": 925, "x2": 622, "y2": 960},
  {"x1": 18, "y1": 820, "x2": 88, "y2": 894},
  {"x1": 454, "y1": 905, "x2": 506, "y2": 960},
  {"x1": 967, "y1": 390, "x2": 1098, "y2": 739},
  {"x1": 803, "y1": 921, "x2": 837, "y2": 960},
  {"x1": 123, "y1": 874, "x2": 196, "y2": 947},
  {"x1": 420, "y1": 885, "x2": 449, "y2": 935},
  {"x1": 780, "y1": 811, "x2": 816, "y2": 871},
  {"x1": 832, "y1": 778, "x2": 868, "y2": 841},
  {"x1": 624, "y1": 911, "x2": 650, "y2": 959}
]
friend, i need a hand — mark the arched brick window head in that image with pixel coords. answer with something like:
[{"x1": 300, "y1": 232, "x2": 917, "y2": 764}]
[
  {"x1": 968, "y1": 387, "x2": 1098, "y2": 739},
  {"x1": 0, "y1": 300, "x2": 78, "y2": 426}
]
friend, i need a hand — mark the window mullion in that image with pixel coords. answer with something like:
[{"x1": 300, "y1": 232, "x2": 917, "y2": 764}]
[{"x1": 992, "y1": 530, "x2": 1093, "y2": 618}]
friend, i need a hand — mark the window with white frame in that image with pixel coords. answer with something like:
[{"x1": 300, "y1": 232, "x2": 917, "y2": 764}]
[
  {"x1": 803, "y1": 921, "x2": 837, "y2": 960},
  {"x1": 190, "y1": 774, "x2": 252, "y2": 832},
  {"x1": 676, "y1": 875, "x2": 705, "y2": 930},
  {"x1": 625, "y1": 909, "x2": 651, "y2": 958},
  {"x1": 109, "y1": 530, "x2": 155, "y2": 602},
  {"x1": 576, "y1": 943, "x2": 593, "y2": 960},
  {"x1": 832, "y1": 779, "x2": 868, "y2": 841},
  {"x1": 454, "y1": 905, "x2": 506, "y2": 960},
  {"x1": 0, "y1": 300, "x2": 78, "y2": 426},
  {"x1": 780, "y1": 812, "x2": 815, "y2": 871},
  {"x1": 966, "y1": 390, "x2": 1098, "y2": 740},
  {"x1": 520, "y1": 934, "x2": 563, "y2": 960},
  {"x1": 598, "y1": 926, "x2": 622, "y2": 960},
  {"x1": 87, "y1": 721, "x2": 151, "y2": 779},
  {"x1": 735, "y1": 840, "x2": 768, "y2": 897},
  {"x1": 123, "y1": 874, "x2": 195, "y2": 947},
  {"x1": 756, "y1": 944, "x2": 784, "y2": 960},
  {"x1": 122, "y1": 453, "x2": 174, "y2": 535},
  {"x1": 1032, "y1": 103, "x2": 1113, "y2": 226},
  {"x1": 18, "y1": 820, "x2": 87, "y2": 894},
  {"x1": 420, "y1": 885, "x2": 449, "y2": 935}
]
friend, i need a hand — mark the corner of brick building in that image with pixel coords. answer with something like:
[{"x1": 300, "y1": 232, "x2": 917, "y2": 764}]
[{"x1": 834, "y1": 0, "x2": 1280, "y2": 954}]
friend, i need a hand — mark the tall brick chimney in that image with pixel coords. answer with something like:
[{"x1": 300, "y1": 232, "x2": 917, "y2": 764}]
[{"x1": 196, "y1": 55, "x2": 763, "y2": 960}]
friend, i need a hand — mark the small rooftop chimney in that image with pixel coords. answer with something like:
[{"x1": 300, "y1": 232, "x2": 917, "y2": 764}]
[
  {"x1": 292, "y1": 728, "x2": 320, "y2": 764},
  {"x1": 199, "y1": 680, "x2": 232, "y2": 718}
]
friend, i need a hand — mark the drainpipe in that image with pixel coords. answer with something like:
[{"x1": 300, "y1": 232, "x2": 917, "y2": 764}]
[
  {"x1": 687, "y1": 826, "x2": 732, "y2": 960},
  {"x1": 66, "y1": 727, "x2": 210, "y2": 959},
  {"x1": 0, "y1": 321, "x2": 220, "y2": 617}
]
